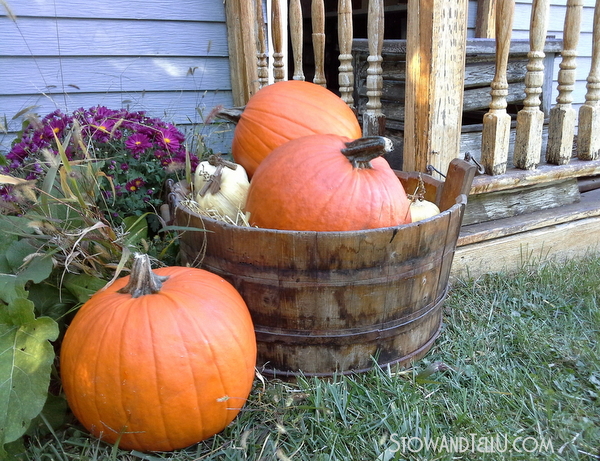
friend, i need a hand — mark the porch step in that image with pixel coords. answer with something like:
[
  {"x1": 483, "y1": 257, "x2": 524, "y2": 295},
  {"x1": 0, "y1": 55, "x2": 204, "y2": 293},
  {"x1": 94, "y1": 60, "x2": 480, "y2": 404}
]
[{"x1": 451, "y1": 187, "x2": 600, "y2": 278}]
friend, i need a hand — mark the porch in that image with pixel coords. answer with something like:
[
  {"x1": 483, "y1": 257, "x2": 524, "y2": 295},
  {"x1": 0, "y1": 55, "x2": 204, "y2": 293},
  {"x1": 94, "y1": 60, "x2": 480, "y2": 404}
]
[{"x1": 224, "y1": 0, "x2": 600, "y2": 277}]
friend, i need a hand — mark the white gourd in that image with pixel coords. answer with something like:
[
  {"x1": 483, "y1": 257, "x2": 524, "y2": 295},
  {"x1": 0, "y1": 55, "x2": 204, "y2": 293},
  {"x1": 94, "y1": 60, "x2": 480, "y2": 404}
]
[
  {"x1": 193, "y1": 155, "x2": 250, "y2": 220},
  {"x1": 408, "y1": 173, "x2": 440, "y2": 222},
  {"x1": 409, "y1": 199, "x2": 440, "y2": 222}
]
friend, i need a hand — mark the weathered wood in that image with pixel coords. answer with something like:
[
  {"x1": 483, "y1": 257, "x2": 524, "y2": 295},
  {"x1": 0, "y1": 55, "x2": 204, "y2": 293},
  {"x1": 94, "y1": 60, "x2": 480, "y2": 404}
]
[
  {"x1": 578, "y1": 0, "x2": 600, "y2": 160},
  {"x1": 312, "y1": 0, "x2": 327, "y2": 86},
  {"x1": 363, "y1": 0, "x2": 385, "y2": 136},
  {"x1": 480, "y1": 0, "x2": 515, "y2": 175},
  {"x1": 458, "y1": 187, "x2": 600, "y2": 246},
  {"x1": 462, "y1": 178, "x2": 581, "y2": 225},
  {"x1": 469, "y1": 158, "x2": 600, "y2": 194},
  {"x1": 453, "y1": 213, "x2": 600, "y2": 278},
  {"x1": 338, "y1": 0, "x2": 354, "y2": 107},
  {"x1": 225, "y1": 0, "x2": 258, "y2": 105},
  {"x1": 403, "y1": 0, "x2": 469, "y2": 176},
  {"x1": 546, "y1": 0, "x2": 583, "y2": 165},
  {"x1": 271, "y1": 0, "x2": 286, "y2": 82},
  {"x1": 257, "y1": 0, "x2": 270, "y2": 88},
  {"x1": 476, "y1": 0, "x2": 497, "y2": 38},
  {"x1": 171, "y1": 162, "x2": 475, "y2": 376},
  {"x1": 513, "y1": 0, "x2": 550, "y2": 170},
  {"x1": 289, "y1": 0, "x2": 305, "y2": 81}
]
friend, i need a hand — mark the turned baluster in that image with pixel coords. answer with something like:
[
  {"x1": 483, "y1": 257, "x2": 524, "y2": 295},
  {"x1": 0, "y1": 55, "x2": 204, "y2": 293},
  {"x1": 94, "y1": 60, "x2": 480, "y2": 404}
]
[
  {"x1": 546, "y1": 0, "x2": 582, "y2": 165},
  {"x1": 363, "y1": 0, "x2": 385, "y2": 136},
  {"x1": 256, "y1": 0, "x2": 269, "y2": 88},
  {"x1": 481, "y1": 0, "x2": 515, "y2": 175},
  {"x1": 312, "y1": 0, "x2": 326, "y2": 86},
  {"x1": 578, "y1": 0, "x2": 600, "y2": 160},
  {"x1": 289, "y1": 0, "x2": 305, "y2": 81},
  {"x1": 338, "y1": 0, "x2": 354, "y2": 107},
  {"x1": 271, "y1": 0, "x2": 285, "y2": 82},
  {"x1": 513, "y1": 0, "x2": 550, "y2": 170}
]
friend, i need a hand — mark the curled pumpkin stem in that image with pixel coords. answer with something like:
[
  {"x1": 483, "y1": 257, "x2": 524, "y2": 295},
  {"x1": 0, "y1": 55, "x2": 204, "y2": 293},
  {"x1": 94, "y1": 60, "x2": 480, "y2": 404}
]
[
  {"x1": 408, "y1": 173, "x2": 427, "y2": 202},
  {"x1": 118, "y1": 253, "x2": 169, "y2": 298},
  {"x1": 215, "y1": 107, "x2": 244, "y2": 124},
  {"x1": 341, "y1": 136, "x2": 394, "y2": 169},
  {"x1": 198, "y1": 155, "x2": 239, "y2": 197}
]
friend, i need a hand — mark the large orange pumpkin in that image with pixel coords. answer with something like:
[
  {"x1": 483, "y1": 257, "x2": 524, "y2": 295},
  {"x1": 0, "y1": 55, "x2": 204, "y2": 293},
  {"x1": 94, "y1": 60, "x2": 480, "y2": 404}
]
[
  {"x1": 60, "y1": 254, "x2": 257, "y2": 452},
  {"x1": 245, "y1": 134, "x2": 412, "y2": 231},
  {"x1": 227, "y1": 80, "x2": 362, "y2": 177}
]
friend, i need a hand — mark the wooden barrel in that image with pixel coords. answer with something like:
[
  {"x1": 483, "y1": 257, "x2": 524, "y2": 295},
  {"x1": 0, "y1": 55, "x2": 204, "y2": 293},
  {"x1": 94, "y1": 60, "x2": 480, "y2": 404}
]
[{"x1": 169, "y1": 159, "x2": 475, "y2": 377}]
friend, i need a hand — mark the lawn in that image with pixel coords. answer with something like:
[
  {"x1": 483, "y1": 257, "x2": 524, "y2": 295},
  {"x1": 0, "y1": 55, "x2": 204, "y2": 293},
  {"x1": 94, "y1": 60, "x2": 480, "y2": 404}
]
[{"x1": 19, "y1": 254, "x2": 600, "y2": 460}]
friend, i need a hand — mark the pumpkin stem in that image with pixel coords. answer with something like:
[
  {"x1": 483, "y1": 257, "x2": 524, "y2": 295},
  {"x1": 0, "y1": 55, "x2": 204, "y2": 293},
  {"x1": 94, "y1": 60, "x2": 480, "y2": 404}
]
[
  {"x1": 118, "y1": 253, "x2": 169, "y2": 298},
  {"x1": 341, "y1": 136, "x2": 394, "y2": 169},
  {"x1": 215, "y1": 107, "x2": 244, "y2": 124},
  {"x1": 408, "y1": 173, "x2": 427, "y2": 202},
  {"x1": 199, "y1": 155, "x2": 238, "y2": 197}
]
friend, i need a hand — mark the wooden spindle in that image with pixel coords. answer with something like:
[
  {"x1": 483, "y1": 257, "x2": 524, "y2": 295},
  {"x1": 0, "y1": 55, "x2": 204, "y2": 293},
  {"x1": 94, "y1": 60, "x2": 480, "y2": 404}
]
[
  {"x1": 363, "y1": 0, "x2": 385, "y2": 136},
  {"x1": 271, "y1": 0, "x2": 285, "y2": 82},
  {"x1": 578, "y1": 0, "x2": 600, "y2": 160},
  {"x1": 256, "y1": 0, "x2": 269, "y2": 88},
  {"x1": 289, "y1": 0, "x2": 305, "y2": 81},
  {"x1": 513, "y1": 0, "x2": 550, "y2": 170},
  {"x1": 546, "y1": 0, "x2": 582, "y2": 165},
  {"x1": 338, "y1": 0, "x2": 354, "y2": 107},
  {"x1": 312, "y1": 0, "x2": 326, "y2": 86},
  {"x1": 481, "y1": 0, "x2": 515, "y2": 175}
]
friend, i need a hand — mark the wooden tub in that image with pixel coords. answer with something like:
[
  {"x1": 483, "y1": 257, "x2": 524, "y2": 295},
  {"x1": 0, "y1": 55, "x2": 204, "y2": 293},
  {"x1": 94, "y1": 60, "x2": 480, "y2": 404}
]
[{"x1": 169, "y1": 159, "x2": 475, "y2": 377}]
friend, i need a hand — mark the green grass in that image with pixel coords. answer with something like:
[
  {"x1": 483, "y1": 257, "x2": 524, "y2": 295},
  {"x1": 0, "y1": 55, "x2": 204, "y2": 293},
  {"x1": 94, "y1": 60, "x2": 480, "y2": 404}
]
[{"x1": 19, "y1": 255, "x2": 600, "y2": 460}]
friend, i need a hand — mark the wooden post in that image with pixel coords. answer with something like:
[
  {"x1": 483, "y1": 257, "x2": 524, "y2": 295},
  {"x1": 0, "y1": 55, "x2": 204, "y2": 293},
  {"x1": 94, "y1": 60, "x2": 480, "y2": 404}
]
[
  {"x1": 271, "y1": 0, "x2": 286, "y2": 82},
  {"x1": 338, "y1": 0, "x2": 355, "y2": 107},
  {"x1": 256, "y1": 0, "x2": 270, "y2": 88},
  {"x1": 362, "y1": 0, "x2": 385, "y2": 135},
  {"x1": 225, "y1": 0, "x2": 259, "y2": 105},
  {"x1": 578, "y1": 0, "x2": 600, "y2": 160},
  {"x1": 403, "y1": 0, "x2": 469, "y2": 176},
  {"x1": 476, "y1": 0, "x2": 497, "y2": 39},
  {"x1": 546, "y1": 0, "x2": 582, "y2": 165},
  {"x1": 480, "y1": 0, "x2": 515, "y2": 176},
  {"x1": 289, "y1": 0, "x2": 305, "y2": 81},
  {"x1": 513, "y1": 0, "x2": 550, "y2": 170},
  {"x1": 312, "y1": 0, "x2": 327, "y2": 86}
]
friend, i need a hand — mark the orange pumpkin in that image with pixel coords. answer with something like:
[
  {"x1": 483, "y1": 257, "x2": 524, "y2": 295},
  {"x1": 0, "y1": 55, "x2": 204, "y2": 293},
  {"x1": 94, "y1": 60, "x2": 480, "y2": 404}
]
[
  {"x1": 60, "y1": 254, "x2": 257, "y2": 452},
  {"x1": 245, "y1": 134, "x2": 412, "y2": 231},
  {"x1": 228, "y1": 80, "x2": 362, "y2": 177}
]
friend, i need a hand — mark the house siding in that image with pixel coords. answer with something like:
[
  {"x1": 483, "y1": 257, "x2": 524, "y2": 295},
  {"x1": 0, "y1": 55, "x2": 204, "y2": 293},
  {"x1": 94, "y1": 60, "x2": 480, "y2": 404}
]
[{"x1": 0, "y1": 0, "x2": 234, "y2": 154}]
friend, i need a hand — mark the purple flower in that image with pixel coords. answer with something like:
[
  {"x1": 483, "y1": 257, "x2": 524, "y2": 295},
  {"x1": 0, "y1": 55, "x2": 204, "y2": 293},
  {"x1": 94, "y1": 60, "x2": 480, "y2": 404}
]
[
  {"x1": 125, "y1": 133, "x2": 152, "y2": 155},
  {"x1": 157, "y1": 126, "x2": 181, "y2": 151},
  {"x1": 125, "y1": 177, "x2": 145, "y2": 192}
]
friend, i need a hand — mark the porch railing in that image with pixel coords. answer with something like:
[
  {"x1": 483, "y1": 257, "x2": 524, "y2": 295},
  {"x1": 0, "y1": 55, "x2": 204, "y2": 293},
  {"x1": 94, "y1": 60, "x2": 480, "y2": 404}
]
[{"x1": 225, "y1": 0, "x2": 600, "y2": 185}]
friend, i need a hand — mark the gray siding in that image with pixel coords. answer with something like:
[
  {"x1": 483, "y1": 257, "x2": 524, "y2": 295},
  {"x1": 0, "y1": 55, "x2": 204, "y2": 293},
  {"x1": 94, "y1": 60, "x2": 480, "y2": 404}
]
[{"x1": 0, "y1": 0, "x2": 234, "y2": 154}]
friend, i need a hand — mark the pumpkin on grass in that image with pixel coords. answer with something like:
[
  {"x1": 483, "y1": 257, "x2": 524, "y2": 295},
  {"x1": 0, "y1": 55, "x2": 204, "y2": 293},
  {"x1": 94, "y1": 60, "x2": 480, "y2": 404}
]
[
  {"x1": 220, "y1": 80, "x2": 362, "y2": 177},
  {"x1": 245, "y1": 134, "x2": 412, "y2": 231},
  {"x1": 60, "y1": 254, "x2": 257, "y2": 452}
]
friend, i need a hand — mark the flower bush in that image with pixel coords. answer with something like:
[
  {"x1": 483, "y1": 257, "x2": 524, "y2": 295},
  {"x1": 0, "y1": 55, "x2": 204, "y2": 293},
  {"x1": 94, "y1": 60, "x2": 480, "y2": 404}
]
[{"x1": 1, "y1": 106, "x2": 200, "y2": 226}]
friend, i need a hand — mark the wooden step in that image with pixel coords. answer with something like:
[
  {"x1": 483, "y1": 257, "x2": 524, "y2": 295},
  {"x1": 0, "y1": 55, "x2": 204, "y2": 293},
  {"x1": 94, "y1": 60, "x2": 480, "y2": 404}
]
[{"x1": 451, "y1": 188, "x2": 600, "y2": 278}]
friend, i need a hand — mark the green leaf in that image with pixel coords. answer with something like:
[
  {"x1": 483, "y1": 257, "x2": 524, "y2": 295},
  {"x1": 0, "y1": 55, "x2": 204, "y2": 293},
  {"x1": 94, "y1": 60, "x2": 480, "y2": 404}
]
[
  {"x1": 0, "y1": 297, "x2": 59, "y2": 447},
  {"x1": 0, "y1": 241, "x2": 54, "y2": 305},
  {"x1": 62, "y1": 272, "x2": 107, "y2": 304}
]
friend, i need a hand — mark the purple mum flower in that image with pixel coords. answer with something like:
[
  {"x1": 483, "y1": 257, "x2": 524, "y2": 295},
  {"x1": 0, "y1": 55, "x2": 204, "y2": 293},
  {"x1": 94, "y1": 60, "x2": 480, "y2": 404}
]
[{"x1": 125, "y1": 133, "x2": 152, "y2": 155}]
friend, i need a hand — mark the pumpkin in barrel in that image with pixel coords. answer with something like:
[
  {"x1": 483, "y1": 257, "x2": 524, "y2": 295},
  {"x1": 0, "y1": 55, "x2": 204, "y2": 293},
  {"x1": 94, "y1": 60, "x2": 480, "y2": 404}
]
[
  {"x1": 221, "y1": 80, "x2": 362, "y2": 177},
  {"x1": 245, "y1": 134, "x2": 412, "y2": 232}
]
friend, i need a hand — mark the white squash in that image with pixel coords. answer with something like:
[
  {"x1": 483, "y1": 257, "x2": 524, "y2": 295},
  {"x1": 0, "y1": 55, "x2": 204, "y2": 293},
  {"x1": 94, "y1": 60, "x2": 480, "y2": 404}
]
[
  {"x1": 408, "y1": 172, "x2": 440, "y2": 222},
  {"x1": 409, "y1": 198, "x2": 440, "y2": 222},
  {"x1": 193, "y1": 155, "x2": 250, "y2": 221}
]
